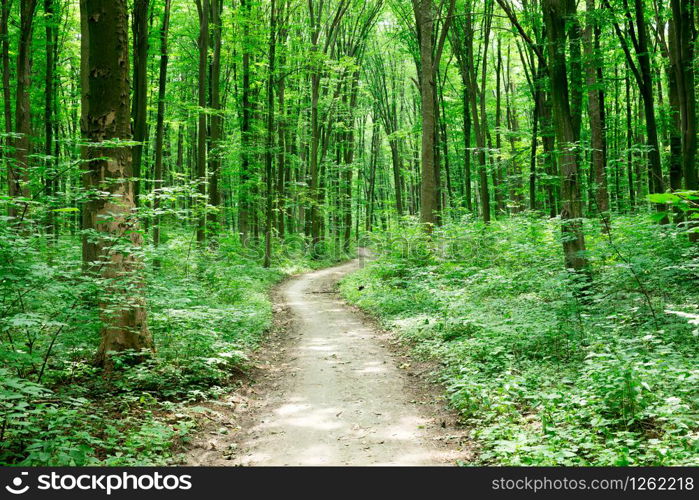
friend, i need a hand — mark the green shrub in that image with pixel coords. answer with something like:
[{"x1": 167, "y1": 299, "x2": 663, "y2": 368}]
[{"x1": 341, "y1": 215, "x2": 699, "y2": 465}]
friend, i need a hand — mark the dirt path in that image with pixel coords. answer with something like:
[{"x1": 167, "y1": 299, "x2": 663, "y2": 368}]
[{"x1": 187, "y1": 256, "x2": 469, "y2": 466}]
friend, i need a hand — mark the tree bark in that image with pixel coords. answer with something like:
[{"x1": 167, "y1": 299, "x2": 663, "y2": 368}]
[
  {"x1": 543, "y1": 0, "x2": 588, "y2": 272},
  {"x1": 583, "y1": 0, "x2": 609, "y2": 216},
  {"x1": 44, "y1": 0, "x2": 58, "y2": 237},
  {"x1": 412, "y1": 0, "x2": 454, "y2": 228},
  {"x1": 82, "y1": 0, "x2": 153, "y2": 366},
  {"x1": 0, "y1": 0, "x2": 10, "y2": 139},
  {"x1": 131, "y1": 0, "x2": 149, "y2": 206},
  {"x1": 195, "y1": 0, "x2": 209, "y2": 244},
  {"x1": 10, "y1": 0, "x2": 38, "y2": 222},
  {"x1": 208, "y1": 0, "x2": 222, "y2": 239},
  {"x1": 238, "y1": 0, "x2": 252, "y2": 239},
  {"x1": 153, "y1": 0, "x2": 171, "y2": 268},
  {"x1": 264, "y1": 0, "x2": 276, "y2": 267},
  {"x1": 670, "y1": 0, "x2": 697, "y2": 191},
  {"x1": 603, "y1": 0, "x2": 664, "y2": 204}
]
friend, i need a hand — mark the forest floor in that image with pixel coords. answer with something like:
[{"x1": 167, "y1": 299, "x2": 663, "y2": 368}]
[{"x1": 186, "y1": 255, "x2": 472, "y2": 465}]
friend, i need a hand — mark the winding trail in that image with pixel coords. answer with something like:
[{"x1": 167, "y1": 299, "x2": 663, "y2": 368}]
[{"x1": 188, "y1": 255, "x2": 468, "y2": 466}]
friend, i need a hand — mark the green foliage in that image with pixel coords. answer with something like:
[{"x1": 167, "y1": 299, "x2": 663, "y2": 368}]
[
  {"x1": 341, "y1": 215, "x2": 699, "y2": 465},
  {"x1": 0, "y1": 223, "x2": 324, "y2": 466}
]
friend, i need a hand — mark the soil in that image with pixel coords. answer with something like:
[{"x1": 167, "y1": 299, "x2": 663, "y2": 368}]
[{"x1": 185, "y1": 256, "x2": 473, "y2": 466}]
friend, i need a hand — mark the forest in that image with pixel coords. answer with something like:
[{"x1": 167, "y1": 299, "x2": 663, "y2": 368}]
[{"x1": 0, "y1": 0, "x2": 697, "y2": 467}]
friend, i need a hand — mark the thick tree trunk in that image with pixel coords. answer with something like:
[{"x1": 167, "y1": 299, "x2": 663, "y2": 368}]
[
  {"x1": 415, "y1": 0, "x2": 437, "y2": 225},
  {"x1": 82, "y1": 0, "x2": 153, "y2": 367},
  {"x1": 413, "y1": 0, "x2": 454, "y2": 227},
  {"x1": 670, "y1": 0, "x2": 697, "y2": 191},
  {"x1": 543, "y1": 0, "x2": 588, "y2": 272}
]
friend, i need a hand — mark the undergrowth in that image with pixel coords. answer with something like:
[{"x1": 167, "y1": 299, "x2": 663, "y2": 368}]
[
  {"x1": 341, "y1": 214, "x2": 699, "y2": 465},
  {"x1": 0, "y1": 228, "x2": 332, "y2": 466}
]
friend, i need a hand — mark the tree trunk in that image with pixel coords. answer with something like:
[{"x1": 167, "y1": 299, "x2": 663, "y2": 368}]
[
  {"x1": 494, "y1": 40, "x2": 505, "y2": 214},
  {"x1": 195, "y1": 0, "x2": 209, "y2": 244},
  {"x1": 131, "y1": 0, "x2": 149, "y2": 206},
  {"x1": 543, "y1": 0, "x2": 588, "y2": 272},
  {"x1": 208, "y1": 0, "x2": 222, "y2": 239},
  {"x1": 264, "y1": 0, "x2": 276, "y2": 267},
  {"x1": 44, "y1": 0, "x2": 58, "y2": 237},
  {"x1": 467, "y1": 1, "x2": 493, "y2": 223},
  {"x1": 462, "y1": 86, "x2": 472, "y2": 211},
  {"x1": 82, "y1": 0, "x2": 153, "y2": 367},
  {"x1": 11, "y1": 0, "x2": 38, "y2": 222},
  {"x1": 342, "y1": 72, "x2": 359, "y2": 254},
  {"x1": 412, "y1": 0, "x2": 454, "y2": 228},
  {"x1": 670, "y1": 0, "x2": 697, "y2": 191},
  {"x1": 238, "y1": 0, "x2": 251, "y2": 239},
  {"x1": 153, "y1": 0, "x2": 171, "y2": 268},
  {"x1": 583, "y1": 0, "x2": 609, "y2": 216},
  {"x1": 275, "y1": 21, "x2": 288, "y2": 239},
  {"x1": 1, "y1": 0, "x2": 10, "y2": 141}
]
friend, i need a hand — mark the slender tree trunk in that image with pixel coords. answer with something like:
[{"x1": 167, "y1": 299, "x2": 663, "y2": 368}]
[
  {"x1": 602, "y1": 0, "x2": 662, "y2": 212},
  {"x1": 529, "y1": 64, "x2": 545, "y2": 210},
  {"x1": 44, "y1": 0, "x2": 57, "y2": 237},
  {"x1": 584, "y1": 0, "x2": 609, "y2": 217},
  {"x1": 131, "y1": 0, "x2": 149, "y2": 206},
  {"x1": 264, "y1": 0, "x2": 276, "y2": 267},
  {"x1": 625, "y1": 70, "x2": 635, "y2": 209},
  {"x1": 636, "y1": 0, "x2": 663, "y2": 200},
  {"x1": 208, "y1": 0, "x2": 222, "y2": 239},
  {"x1": 342, "y1": 71, "x2": 359, "y2": 254},
  {"x1": 238, "y1": 0, "x2": 251, "y2": 239},
  {"x1": 462, "y1": 86, "x2": 472, "y2": 210},
  {"x1": 275, "y1": 19, "x2": 288, "y2": 239},
  {"x1": 494, "y1": 40, "x2": 505, "y2": 214},
  {"x1": 152, "y1": 0, "x2": 171, "y2": 268},
  {"x1": 366, "y1": 114, "x2": 379, "y2": 231},
  {"x1": 195, "y1": 0, "x2": 208, "y2": 244},
  {"x1": 0, "y1": 0, "x2": 10, "y2": 142},
  {"x1": 466, "y1": 2, "x2": 493, "y2": 223}
]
